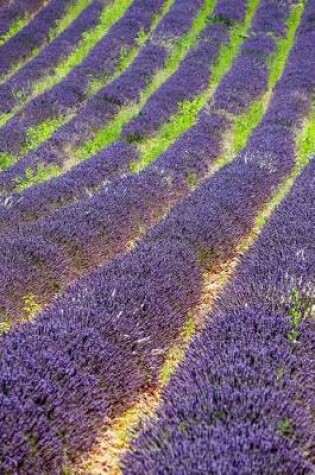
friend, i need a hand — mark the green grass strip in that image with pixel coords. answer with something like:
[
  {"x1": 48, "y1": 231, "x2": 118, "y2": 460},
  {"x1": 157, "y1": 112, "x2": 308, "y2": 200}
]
[
  {"x1": 12, "y1": 0, "x2": 304, "y2": 191},
  {"x1": 77, "y1": 0, "x2": 218, "y2": 161},
  {"x1": 0, "y1": 0, "x2": 132, "y2": 128},
  {"x1": 7, "y1": 0, "x2": 175, "y2": 183},
  {"x1": 132, "y1": 0, "x2": 304, "y2": 172},
  {"x1": 23, "y1": 0, "x2": 175, "y2": 155},
  {"x1": 10, "y1": 0, "x2": 216, "y2": 185},
  {"x1": 0, "y1": 15, "x2": 30, "y2": 46},
  {"x1": 0, "y1": 0, "x2": 93, "y2": 88}
]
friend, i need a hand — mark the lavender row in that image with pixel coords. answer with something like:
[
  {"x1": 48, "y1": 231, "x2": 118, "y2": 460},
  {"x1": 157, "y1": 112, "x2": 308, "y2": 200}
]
[
  {"x1": 0, "y1": 0, "x2": 310, "y2": 318},
  {"x1": 153, "y1": 0, "x2": 203, "y2": 38},
  {"x1": 0, "y1": 0, "x2": 298, "y2": 236},
  {"x1": 0, "y1": 1, "x2": 104, "y2": 114},
  {"x1": 10, "y1": 0, "x2": 234, "y2": 180},
  {"x1": 0, "y1": 0, "x2": 201, "y2": 163},
  {"x1": 0, "y1": 0, "x2": 45, "y2": 37},
  {"x1": 123, "y1": 155, "x2": 315, "y2": 475},
  {"x1": 0, "y1": 0, "x2": 74, "y2": 78},
  {"x1": 122, "y1": 0, "x2": 245, "y2": 139},
  {"x1": 0, "y1": 233, "x2": 202, "y2": 473},
  {"x1": 0, "y1": 47, "x2": 167, "y2": 189},
  {"x1": 0, "y1": 13, "x2": 313, "y2": 471},
  {"x1": 125, "y1": 0, "x2": 301, "y2": 138}
]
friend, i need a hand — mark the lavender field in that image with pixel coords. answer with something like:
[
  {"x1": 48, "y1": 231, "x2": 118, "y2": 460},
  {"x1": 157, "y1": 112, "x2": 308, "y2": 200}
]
[{"x1": 0, "y1": 0, "x2": 314, "y2": 473}]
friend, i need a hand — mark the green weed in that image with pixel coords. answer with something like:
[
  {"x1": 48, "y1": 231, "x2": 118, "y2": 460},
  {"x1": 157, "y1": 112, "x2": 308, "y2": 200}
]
[
  {"x1": 0, "y1": 152, "x2": 15, "y2": 171},
  {"x1": 0, "y1": 16, "x2": 29, "y2": 46},
  {"x1": 14, "y1": 163, "x2": 61, "y2": 191},
  {"x1": 278, "y1": 418, "x2": 295, "y2": 438},
  {"x1": 23, "y1": 117, "x2": 67, "y2": 154}
]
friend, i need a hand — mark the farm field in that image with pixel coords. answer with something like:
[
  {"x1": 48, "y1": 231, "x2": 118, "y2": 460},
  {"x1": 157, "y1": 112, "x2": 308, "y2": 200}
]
[{"x1": 0, "y1": 0, "x2": 314, "y2": 473}]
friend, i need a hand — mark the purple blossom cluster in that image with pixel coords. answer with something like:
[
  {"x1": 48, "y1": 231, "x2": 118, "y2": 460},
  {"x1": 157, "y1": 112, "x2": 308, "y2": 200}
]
[
  {"x1": 0, "y1": 0, "x2": 73, "y2": 78},
  {"x1": 123, "y1": 157, "x2": 315, "y2": 475},
  {"x1": 0, "y1": 0, "x2": 311, "y2": 319},
  {"x1": 0, "y1": 1, "x2": 104, "y2": 114},
  {"x1": 153, "y1": 0, "x2": 204, "y2": 38},
  {"x1": 0, "y1": 0, "x2": 45, "y2": 37}
]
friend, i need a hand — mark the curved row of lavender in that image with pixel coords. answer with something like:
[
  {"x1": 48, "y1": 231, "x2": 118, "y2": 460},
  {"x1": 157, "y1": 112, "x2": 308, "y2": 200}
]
[
  {"x1": 0, "y1": 3, "x2": 313, "y2": 473},
  {"x1": 0, "y1": 0, "x2": 200, "y2": 164},
  {"x1": 123, "y1": 158, "x2": 315, "y2": 475},
  {"x1": 0, "y1": 0, "x2": 104, "y2": 114},
  {"x1": 29, "y1": 0, "x2": 236, "y2": 167},
  {"x1": 0, "y1": 0, "x2": 307, "y2": 320},
  {"x1": 121, "y1": 0, "x2": 302, "y2": 137},
  {"x1": 0, "y1": 0, "x2": 291, "y2": 224},
  {"x1": 0, "y1": 0, "x2": 45, "y2": 37},
  {"x1": 118, "y1": 0, "x2": 248, "y2": 140},
  {"x1": 0, "y1": 0, "x2": 248, "y2": 213},
  {"x1": 0, "y1": 0, "x2": 74, "y2": 78}
]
